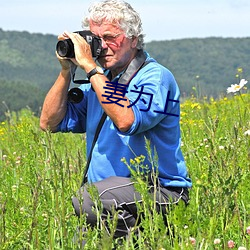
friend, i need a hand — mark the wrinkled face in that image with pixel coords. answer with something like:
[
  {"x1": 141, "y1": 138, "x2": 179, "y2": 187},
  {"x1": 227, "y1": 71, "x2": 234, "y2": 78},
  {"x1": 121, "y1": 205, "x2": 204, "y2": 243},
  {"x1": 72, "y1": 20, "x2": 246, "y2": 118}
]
[{"x1": 89, "y1": 19, "x2": 138, "y2": 73}]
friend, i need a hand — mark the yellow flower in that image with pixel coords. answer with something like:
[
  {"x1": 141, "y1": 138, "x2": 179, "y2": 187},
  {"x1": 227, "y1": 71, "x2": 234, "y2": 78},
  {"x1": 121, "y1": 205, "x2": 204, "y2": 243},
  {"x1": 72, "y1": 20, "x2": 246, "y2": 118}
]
[
  {"x1": 135, "y1": 157, "x2": 141, "y2": 164},
  {"x1": 180, "y1": 111, "x2": 187, "y2": 117},
  {"x1": 130, "y1": 159, "x2": 135, "y2": 165},
  {"x1": 237, "y1": 67, "x2": 243, "y2": 73},
  {"x1": 191, "y1": 103, "x2": 201, "y2": 109}
]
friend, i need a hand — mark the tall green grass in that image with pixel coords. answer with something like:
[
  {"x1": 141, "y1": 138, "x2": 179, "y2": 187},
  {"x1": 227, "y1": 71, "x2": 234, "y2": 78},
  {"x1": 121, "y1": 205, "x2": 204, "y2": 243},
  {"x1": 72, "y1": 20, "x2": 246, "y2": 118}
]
[{"x1": 0, "y1": 93, "x2": 249, "y2": 249}]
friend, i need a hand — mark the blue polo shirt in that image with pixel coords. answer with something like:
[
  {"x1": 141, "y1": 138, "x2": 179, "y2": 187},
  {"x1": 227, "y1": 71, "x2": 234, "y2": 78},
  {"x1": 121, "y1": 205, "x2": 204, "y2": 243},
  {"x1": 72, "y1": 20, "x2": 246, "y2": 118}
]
[{"x1": 58, "y1": 53, "x2": 192, "y2": 188}]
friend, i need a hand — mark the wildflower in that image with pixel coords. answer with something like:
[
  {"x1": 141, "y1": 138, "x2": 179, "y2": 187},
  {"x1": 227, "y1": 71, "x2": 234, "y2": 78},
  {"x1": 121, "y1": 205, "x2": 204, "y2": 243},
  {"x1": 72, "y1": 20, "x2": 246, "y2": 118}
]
[
  {"x1": 196, "y1": 180, "x2": 202, "y2": 185},
  {"x1": 191, "y1": 103, "x2": 201, "y2": 109},
  {"x1": 246, "y1": 226, "x2": 250, "y2": 235},
  {"x1": 227, "y1": 79, "x2": 248, "y2": 93},
  {"x1": 244, "y1": 130, "x2": 250, "y2": 136},
  {"x1": 228, "y1": 240, "x2": 235, "y2": 248},
  {"x1": 218, "y1": 145, "x2": 224, "y2": 150},
  {"x1": 42, "y1": 213, "x2": 48, "y2": 221},
  {"x1": 130, "y1": 159, "x2": 135, "y2": 165},
  {"x1": 135, "y1": 157, "x2": 141, "y2": 164},
  {"x1": 214, "y1": 238, "x2": 221, "y2": 244},
  {"x1": 189, "y1": 237, "x2": 196, "y2": 246},
  {"x1": 238, "y1": 247, "x2": 246, "y2": 250},
  {"x1": 237, "y1": 67, "x2": 243, "y2": 73}
]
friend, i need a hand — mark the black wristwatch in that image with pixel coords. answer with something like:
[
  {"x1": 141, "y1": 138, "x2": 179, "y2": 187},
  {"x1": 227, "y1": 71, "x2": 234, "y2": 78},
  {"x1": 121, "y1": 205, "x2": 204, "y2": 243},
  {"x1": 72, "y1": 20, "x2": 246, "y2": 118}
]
[{"x1": 87, "y1": 66, "x2": 104, "y2": 80}]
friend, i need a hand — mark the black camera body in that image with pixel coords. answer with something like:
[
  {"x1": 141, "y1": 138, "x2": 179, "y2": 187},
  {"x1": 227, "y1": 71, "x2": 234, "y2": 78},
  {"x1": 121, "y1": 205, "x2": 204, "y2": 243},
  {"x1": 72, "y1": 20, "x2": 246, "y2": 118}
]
[{"x1": 56, "y1": 30, "x2": 102, "y2": 58}]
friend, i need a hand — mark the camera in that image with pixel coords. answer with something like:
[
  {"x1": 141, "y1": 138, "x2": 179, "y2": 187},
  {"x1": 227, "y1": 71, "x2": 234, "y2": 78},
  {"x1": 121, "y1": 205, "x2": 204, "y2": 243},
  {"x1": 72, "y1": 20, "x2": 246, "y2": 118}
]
[{"x1": 56, "y1": 30, "x2": 102, "y2": 58}]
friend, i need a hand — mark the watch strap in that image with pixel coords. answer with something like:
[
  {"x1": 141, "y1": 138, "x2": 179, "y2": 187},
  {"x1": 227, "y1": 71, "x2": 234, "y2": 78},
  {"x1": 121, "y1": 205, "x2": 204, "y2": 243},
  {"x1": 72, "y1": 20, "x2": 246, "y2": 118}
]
[{"x1": 87, "y1": 67, "x2": 104, "y2": 80}]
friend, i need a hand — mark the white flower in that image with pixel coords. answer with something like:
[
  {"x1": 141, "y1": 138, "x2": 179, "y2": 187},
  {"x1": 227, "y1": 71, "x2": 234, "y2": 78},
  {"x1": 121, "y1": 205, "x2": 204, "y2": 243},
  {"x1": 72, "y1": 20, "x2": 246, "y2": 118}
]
[
  {"x1": 214, "y1": 238, "x2": 221, "y2": 244},
  {"x1": 244, "y1": 130, "x2": 250, "y2": 136},
  {"x1": 238, "y1": 247, "x2": 246, "y2": 250},
  {"x1": 227, "y1": 79, "x2": 248, "y2": 93},
  {"x1": 218, "y1": 145, "x2": 224, "y2": 150},
  {"x1": 20, "y1": 207, "x2": 25, "y2": 214},
  {"x1": 189, "y1": 237, "x2": 196, "y2": 245}
]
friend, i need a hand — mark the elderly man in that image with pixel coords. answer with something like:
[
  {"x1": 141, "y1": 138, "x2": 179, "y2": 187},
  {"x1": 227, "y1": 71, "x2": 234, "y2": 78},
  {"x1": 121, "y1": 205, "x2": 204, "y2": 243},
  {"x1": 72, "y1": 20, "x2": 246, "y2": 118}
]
[{"x1": 40, "y1": 0, "x2": 192, "y2": 241}]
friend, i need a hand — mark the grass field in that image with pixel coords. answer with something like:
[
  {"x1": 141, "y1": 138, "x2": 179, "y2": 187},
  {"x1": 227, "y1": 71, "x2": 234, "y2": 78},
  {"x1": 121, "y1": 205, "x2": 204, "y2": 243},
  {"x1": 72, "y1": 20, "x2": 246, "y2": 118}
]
[{"x1": 0, "y1": 90, "x2": 249, "y2": 249}]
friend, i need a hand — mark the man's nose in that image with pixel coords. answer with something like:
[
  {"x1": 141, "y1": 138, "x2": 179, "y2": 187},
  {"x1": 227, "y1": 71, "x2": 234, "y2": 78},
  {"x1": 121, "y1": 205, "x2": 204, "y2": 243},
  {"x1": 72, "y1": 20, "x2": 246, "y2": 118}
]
[{"x1": 101, "y1": 38, "x2": 108, "y2": 49}]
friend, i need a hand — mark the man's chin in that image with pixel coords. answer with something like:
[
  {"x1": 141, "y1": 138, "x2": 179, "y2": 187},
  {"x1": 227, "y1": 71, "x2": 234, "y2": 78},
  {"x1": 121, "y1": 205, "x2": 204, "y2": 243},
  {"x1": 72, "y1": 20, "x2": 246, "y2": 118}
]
[{"x1": 98, "y1": 58, "x2": 113, "y2": 69}]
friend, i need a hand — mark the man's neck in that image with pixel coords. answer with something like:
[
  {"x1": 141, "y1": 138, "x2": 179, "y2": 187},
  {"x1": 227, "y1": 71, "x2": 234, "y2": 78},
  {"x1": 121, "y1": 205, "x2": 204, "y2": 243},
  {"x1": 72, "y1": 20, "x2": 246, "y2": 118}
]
[{"x1": 111, "y1": 50, "x2": 139, "y2": 80}]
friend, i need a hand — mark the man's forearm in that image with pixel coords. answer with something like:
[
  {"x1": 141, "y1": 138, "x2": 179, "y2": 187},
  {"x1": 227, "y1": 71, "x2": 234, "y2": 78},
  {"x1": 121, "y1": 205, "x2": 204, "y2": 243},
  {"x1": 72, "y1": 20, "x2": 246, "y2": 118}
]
[
  {"x1": 90, "y1": 74, "x2": 134, "y2": 132},
  {"x1": 40, "y1": 70, "x2": 71, "y2": 132}
]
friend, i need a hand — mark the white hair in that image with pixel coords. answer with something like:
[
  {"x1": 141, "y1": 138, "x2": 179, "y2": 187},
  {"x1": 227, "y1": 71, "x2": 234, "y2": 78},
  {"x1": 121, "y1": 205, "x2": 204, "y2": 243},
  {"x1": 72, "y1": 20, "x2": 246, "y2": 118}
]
[{"x1": 82, "y1": 0, "x2": 145, "y2": 49}]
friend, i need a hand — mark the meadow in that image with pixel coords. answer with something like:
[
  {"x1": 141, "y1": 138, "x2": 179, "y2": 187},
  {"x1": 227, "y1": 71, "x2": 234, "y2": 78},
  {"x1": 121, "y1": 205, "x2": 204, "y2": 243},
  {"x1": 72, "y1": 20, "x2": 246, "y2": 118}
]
[{"x1": 0, "y1": 89, "x2": 249, "y2": 249}]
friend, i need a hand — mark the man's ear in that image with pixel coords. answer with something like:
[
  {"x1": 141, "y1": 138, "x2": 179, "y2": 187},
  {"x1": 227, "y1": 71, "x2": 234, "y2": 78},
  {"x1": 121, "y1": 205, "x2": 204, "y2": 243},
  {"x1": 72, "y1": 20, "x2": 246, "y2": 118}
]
[{"x1": 131, "y1": 36, "x2": 139, "y2": 49}]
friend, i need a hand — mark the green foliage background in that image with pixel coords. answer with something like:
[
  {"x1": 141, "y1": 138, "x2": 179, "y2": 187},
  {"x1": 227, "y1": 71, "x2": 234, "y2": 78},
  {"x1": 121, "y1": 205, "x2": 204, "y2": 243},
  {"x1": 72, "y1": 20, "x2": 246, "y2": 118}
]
[
  {"x1": 0, "y1": 29, "x2": 60, "y2": 121},
  {"x1": 145, "y1": 37, "x2": 250, "y2": 97},
  {"x1": 0, "y1": 28, "x2": 250, "y2": 120}
]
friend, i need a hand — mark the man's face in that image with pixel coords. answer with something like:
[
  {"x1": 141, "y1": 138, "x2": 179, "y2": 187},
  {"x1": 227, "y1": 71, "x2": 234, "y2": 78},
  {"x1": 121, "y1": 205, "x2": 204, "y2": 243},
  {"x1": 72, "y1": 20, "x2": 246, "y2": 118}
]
[{"x1": 89, "y1": 20, "x2": 137, "y2": 72}]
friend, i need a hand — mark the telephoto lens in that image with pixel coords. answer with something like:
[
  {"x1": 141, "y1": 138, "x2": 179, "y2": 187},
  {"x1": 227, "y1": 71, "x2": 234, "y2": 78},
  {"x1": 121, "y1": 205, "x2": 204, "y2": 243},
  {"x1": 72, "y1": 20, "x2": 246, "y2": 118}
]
[{"x1": 56, "y1": 39, "x2": 75, "y2": 58}]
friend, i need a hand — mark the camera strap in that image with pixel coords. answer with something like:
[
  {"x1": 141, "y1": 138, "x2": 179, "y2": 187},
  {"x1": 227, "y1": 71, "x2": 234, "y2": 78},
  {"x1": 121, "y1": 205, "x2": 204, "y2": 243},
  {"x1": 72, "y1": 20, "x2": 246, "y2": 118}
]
[{"x1": 81, "y1": 50, "x2": 150, "y2": 186}]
